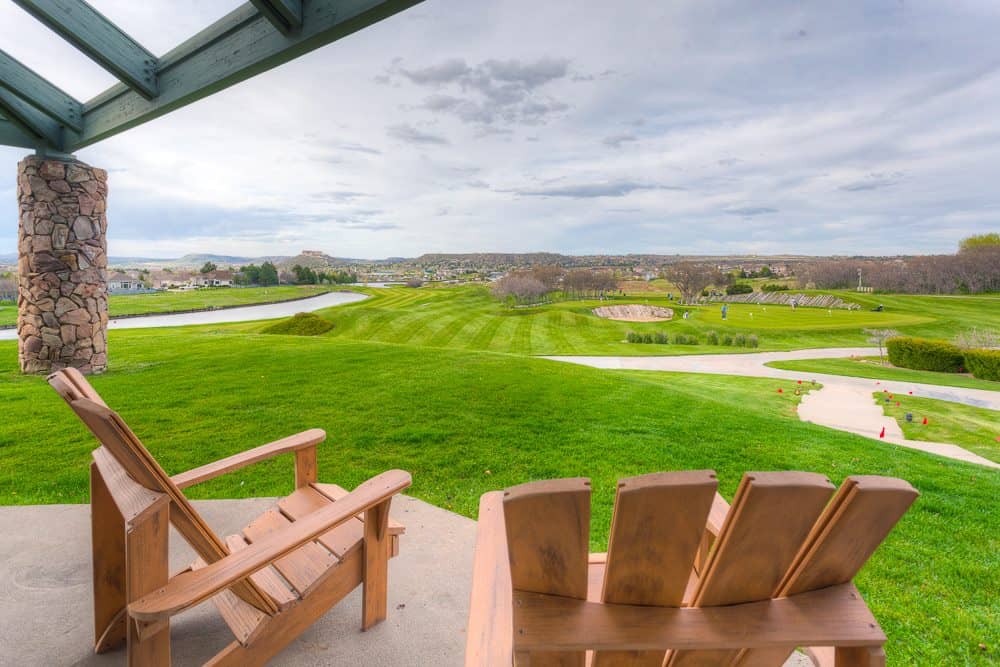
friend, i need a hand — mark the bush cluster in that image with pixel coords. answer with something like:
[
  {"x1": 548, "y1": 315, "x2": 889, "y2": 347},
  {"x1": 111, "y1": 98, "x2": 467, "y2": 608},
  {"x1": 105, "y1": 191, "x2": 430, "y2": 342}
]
[
  {"x1": 726, "y1": 283, "x2": 754, "y2": 295},
  {"x1": 962, "y1": 349, "x2": 1000, "y2": 381},
  {"x1": 625, "y1": 330, "x2": 760, "y2": 348},
  {"x1": 261, "y1": 312, "x2": 334, "y2": 336},
  {"x1": 886, "y1": 337, "x2": 965, "y2": 373},
  {"x1": 761, "y1": 283, "x2": 790, "y2": 292}
]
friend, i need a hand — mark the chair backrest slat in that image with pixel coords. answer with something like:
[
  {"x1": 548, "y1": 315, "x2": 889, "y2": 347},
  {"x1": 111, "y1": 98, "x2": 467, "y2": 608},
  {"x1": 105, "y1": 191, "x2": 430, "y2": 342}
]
[
  {"x1": 666, "y1": 472, "x2": 835, "y2": 667},
  {"x1": 592, "y1": 470, "x2": 718, "y2": 667},
  {"x1": 48, "y1": 369, "x2": 278, "y2": 615},
  {"x1": 504, "y1": 477, "x2": 590, "y2": 667},
  {"x1": 732, "y1": 475, "x2": 919, "y2": 667}
]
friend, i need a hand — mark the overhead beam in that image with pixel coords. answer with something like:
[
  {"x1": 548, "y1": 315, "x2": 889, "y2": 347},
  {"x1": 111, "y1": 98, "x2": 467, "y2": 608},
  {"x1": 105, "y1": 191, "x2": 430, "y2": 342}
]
[
  {"x1": 0, "y1": 114, "x2": 43, "y2": 150},
  {"x1": 73, "y1": 0, "x2": 423, "y2": 151},
  {"x1": 11, "y1": 0, "x2": 159, "y2": 99},
  {"x1": 0, "y1": 87, "x2": 66, "y2": 150},
  {"x1": 250, "y1": 0, "x2": 303, "y2": 35},
  {"x1": 0, "y1": 50, "x2": 83, "y2": 131}
]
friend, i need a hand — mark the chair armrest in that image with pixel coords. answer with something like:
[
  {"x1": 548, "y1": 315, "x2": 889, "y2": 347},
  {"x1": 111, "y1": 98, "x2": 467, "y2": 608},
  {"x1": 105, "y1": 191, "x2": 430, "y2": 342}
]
[
  {"x1": 129, "y1": 468, "x2": 411, "y2": 621},
  {"x1": 171, "y1": 428, "x2": 326, "y2": 489},
  {"x1": 465, "y1": 491, "x2": 514, "y2": 666}
]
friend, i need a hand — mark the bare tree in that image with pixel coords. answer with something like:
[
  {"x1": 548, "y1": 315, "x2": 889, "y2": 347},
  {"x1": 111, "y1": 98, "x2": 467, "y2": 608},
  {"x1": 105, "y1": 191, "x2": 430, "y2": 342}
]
[
  {"x1": 491, "y1": 273, "x2": 549, "y2": 306},
  {"x1": 663, "y1": 262, "x2": 716, "y2": 303},
  {"x1": 865, "y1": 328, "x2": 900, "y2": 365}
]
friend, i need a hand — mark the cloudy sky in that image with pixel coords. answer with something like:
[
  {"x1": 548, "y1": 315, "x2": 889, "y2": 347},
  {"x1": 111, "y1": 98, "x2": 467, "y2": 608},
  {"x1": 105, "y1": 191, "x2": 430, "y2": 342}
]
[{"x1": 2, "y1": 0, "x2": 999, "y2": 258}]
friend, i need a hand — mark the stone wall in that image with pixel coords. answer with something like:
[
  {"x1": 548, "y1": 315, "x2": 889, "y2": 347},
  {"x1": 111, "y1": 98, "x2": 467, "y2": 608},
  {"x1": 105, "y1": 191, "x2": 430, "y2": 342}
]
[{"x1": 16, "y1": 156, "x2": 108, "y2": 374}]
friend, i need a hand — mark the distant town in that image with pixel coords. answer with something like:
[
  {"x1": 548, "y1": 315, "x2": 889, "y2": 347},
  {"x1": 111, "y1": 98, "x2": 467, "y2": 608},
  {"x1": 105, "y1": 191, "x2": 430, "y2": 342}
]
[{"x1": 2, "y1": 242, "x2": 997, "y2": 299}]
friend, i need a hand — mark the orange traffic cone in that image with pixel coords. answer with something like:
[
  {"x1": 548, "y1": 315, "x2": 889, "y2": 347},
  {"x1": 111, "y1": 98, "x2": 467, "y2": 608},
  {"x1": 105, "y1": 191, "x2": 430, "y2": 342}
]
[{"x1": 922, "y1": 417, "x2": 928, "y2": 425}]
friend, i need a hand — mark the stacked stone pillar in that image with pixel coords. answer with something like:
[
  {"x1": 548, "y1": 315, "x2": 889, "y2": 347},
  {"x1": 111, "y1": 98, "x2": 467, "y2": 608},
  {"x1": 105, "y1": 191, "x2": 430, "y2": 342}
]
[{"x1": 16, "y1": 156, "x2": 108, "y2": 374}]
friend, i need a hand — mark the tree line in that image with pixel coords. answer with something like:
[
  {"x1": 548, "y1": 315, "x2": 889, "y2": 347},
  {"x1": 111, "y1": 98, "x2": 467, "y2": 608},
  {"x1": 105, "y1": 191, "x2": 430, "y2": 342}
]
[
  {"x1": 290, "y1": 265, "x2": 358, "y2": 285},
  {"x1": 797, "y1": 238, "x2": 999, "y2": 294}
]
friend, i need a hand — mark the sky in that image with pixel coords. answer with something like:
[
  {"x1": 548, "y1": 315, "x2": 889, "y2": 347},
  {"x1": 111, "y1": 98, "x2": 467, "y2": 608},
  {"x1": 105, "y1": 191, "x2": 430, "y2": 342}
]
[{"x1": 2, "y1": 0, "x2": 1000, "y2": 259}]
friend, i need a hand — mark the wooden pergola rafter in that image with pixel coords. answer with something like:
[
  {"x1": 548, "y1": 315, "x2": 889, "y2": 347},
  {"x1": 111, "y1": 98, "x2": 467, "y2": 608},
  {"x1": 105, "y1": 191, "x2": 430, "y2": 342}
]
[{"x1": 0, "y1": 0, "x2": 422, "y2": 154}]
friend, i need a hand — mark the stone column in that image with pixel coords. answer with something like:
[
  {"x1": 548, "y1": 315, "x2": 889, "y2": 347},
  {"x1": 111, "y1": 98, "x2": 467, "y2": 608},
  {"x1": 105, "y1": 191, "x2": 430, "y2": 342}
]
[{"x1": 16, "y1": 156, "x2": 108, "y2": 374}]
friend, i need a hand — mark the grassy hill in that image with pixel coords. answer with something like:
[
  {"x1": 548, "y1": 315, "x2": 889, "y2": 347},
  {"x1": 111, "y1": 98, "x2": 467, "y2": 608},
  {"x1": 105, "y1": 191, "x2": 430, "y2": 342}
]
[
  {"x1": 224, "y1": 285, "x2": 998, "y2": 356},
  {"x1": 0, "y1": 329, "x2": 996, "y2": 663}
]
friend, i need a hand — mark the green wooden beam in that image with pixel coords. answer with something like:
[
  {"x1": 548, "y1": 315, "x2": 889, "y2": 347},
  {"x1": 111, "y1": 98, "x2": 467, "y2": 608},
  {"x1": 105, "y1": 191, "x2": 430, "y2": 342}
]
[
  {"x1": 11, "y1": 0, "x2": 159, "y2": 99},
  {"x1": 0, "y1": 87, "x2": 65, "y2": 150},
  {"x1": 73, "y1": 0, "x2": 423, "y2": 150},
  {"x1": 0, "y1": 50, "x2": 83, "y2": 131},
  {"x1": 250, "y1": 0, "x2": 303, "y2": 35},
  {"x1": 0, "y1": 114, "x2": 43, "y2": 150}
]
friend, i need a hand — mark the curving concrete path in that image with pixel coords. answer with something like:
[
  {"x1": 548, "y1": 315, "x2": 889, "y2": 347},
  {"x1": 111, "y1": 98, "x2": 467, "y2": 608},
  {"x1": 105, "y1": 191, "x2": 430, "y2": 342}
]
[
  {"x1": 546, "y1": 348, "x2": 1000, "y2": 469},
  {"x1": 0, "y1": 290, "x2": 368, "y2": 341}
]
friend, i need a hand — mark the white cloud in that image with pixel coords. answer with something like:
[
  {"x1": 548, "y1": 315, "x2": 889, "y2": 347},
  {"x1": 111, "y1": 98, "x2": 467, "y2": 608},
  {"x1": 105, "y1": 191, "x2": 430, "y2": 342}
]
[{"x1": 2, "y1": 0, "x2": 1000, "y2": 258}]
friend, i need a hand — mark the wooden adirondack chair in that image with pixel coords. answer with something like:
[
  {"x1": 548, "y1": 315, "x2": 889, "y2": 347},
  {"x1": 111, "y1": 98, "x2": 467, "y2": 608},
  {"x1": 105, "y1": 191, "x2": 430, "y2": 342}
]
[
  {"x1": 48, "y1": 367, "x2": 411, "y2": 666},
  {"x1": 466, "y1": 470, "x2": 917, "y2": 667}
]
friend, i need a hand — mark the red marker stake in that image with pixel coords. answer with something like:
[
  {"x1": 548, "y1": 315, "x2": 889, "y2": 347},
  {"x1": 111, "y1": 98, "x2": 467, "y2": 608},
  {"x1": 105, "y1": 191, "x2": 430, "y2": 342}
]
[
  {"x1": 879, "y1": 427, "x2": 885, "y2": 438},
  {"x1": 922, "y1": 417, "x2": 928, "y2": 425}
]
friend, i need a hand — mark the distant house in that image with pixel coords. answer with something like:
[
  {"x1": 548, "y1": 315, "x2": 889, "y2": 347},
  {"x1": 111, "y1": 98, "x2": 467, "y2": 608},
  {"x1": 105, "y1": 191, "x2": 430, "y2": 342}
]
[
  {"x1": 192, "y1": 270, "x2": 233, "y2": 287},
  {"x1": 150, "y1": 271, "x2": 193, "y2": 289},
  {"x1": 108, "y1": 271, "x2": 145, "y2": 293}
]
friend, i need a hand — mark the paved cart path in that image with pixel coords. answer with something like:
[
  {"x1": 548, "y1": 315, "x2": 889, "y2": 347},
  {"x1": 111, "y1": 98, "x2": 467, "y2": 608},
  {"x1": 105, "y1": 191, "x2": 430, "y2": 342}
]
[
  {"x1": 546, "y1": 348, "x2": 1000, "y2": 469},
  {"x1": 0, "y1": 290, "x2": 368, "y2": 340}
]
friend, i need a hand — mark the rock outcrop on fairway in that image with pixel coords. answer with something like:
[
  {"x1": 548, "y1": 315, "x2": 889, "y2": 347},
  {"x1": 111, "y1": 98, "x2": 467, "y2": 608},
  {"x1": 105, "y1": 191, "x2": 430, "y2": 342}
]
[{"x1": 592, "y1": 304, "x2": 674, "y2": 322}]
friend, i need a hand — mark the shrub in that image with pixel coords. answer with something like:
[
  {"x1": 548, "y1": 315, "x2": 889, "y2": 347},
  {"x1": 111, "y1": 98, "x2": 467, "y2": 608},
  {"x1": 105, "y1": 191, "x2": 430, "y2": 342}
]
[
  {"x1": 261, "y1": 312, "x2": 334, "y2": 336},
  {"x1": 654, "y1": 331, "x2": 669, "y2": 345},
  {"x1": 642, "y1": 333, "x2": 654, "y2": 344},
  {"x1": 705, "y1": 330, "x2": 719, "y2": 345},
  {"x1": 672, "y1": 333, "x2": 698, "y2": 345},
  {"x1": 747, "y1": 334, "x2": 759, "y2": 348},
  {"x1": 734, "y1": 333, "x2": 747, "y2": 347},
  {"x1": 722, "y1": 334, "x2": 734, "y2": 346},
  {"x1": 886, "y1": 337, "x2": 965, "y2": 373},
  {"x1": 726, "y1": 283, "x2": 753, "y2": 295},
  {"x1": 762, "y1": 283, "x2": 789, "y2": 292},
  {"x1": 963, "y1": 349, "x2": 1000, "y2": 381},
  {"x1": 626, "y1": 331, "x2": 641, "y2": 343}
]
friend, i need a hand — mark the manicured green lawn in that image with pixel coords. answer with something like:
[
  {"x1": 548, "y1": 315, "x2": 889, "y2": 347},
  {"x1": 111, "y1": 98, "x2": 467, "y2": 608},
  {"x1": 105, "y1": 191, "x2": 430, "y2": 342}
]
[
  {"x1": 876, "y1": 393, "x2": 1000, "y2": 463},
  {"x1": 0, "y1": 285, "x2": 332, "y2": 326},
  {"x1": 222, "y1": 285, "x2": 993, "y2": 356},
  {"x1": 0, "y1": 330, "x2": 997, "y2": 664},
  {"x1": 769, "y1": 357, "x2": 1000, "y2": 392}
]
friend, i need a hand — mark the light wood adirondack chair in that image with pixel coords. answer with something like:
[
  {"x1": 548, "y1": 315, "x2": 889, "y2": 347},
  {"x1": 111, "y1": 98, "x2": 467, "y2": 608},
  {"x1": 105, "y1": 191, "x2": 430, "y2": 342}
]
[
  {"x1": 466, "y1": 470, "x2": 917, "y2": 667},
  {"x1": 48, "y1": 367, "x2": 411, "y2": 666}
]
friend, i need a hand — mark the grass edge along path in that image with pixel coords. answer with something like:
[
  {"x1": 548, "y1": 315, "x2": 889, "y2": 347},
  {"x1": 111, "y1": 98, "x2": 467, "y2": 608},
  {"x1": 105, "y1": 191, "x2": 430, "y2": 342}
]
[
  {"x1": 769, "y1": 357, "x2": 1000, "y2": 392},
  {"x1": 875, "y1": 393, "x2": 1000, "y2": 463},
  {"x1": 0, "y1": 285, "x2": 334, "y2": 326},
  {"x1": 0, "y1": 331, "x2": 997, "y2": 664}
]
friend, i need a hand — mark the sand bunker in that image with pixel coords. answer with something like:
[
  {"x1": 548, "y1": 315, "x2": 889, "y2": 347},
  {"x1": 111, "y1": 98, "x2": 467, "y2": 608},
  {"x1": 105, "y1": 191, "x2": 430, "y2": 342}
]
[{"x1": 592, "y1": 304, "x2": 674, "y2": 322}]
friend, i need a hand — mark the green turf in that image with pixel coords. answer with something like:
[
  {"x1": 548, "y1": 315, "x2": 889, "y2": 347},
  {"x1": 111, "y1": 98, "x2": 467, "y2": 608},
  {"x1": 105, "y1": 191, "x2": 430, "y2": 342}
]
[
  {"x1": 0, "y1": 331, "x2": 997, "y2": 664},
  {"x1": 876, "y1": 393, "x2": 1000, "y2": 463},
  {"x1": 0, "y1": 285, "x2": 332, "y2": 326},
  {"x1": 221, "y1": 285, "x2": 1000, "y2": 356},
  {"x1": 768, "y1": 357, "x2": 1000, "y2": 392}
]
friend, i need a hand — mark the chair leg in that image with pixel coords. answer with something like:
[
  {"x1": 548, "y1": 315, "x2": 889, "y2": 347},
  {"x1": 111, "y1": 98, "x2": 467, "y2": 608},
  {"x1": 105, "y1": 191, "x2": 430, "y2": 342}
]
[
  {"x1": 362, "y1": 499, "x2": 392, "y2": 630},
  {"x1": 835, "y1": 646, "x2": 886, "y2": 667},
  {"x1": 125, "y1": 497, "x2": 171, "y2": 667},
  {"x1": 91, "y1": 462, "x2": 127, "y2": 653}
]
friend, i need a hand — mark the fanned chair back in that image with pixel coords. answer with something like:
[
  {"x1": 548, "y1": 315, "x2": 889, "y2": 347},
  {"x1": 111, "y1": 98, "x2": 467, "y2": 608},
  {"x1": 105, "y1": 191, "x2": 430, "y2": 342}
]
[
  {"x1": 48, "y1": 368, "x2": 277, "y2": 614},
  {"x1": 499, "y1": 469, "x2": 917, "y2": 667}
]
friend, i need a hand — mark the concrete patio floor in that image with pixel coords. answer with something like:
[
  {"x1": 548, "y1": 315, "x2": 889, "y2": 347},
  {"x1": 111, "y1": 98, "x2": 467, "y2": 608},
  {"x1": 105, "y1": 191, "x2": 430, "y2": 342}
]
[
  {"x1": 0, "y1": 495, "x2": 813, "y2": 666},
  {"x1": 0, "y1": 495, "x2": 476, "y2": 666}
]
